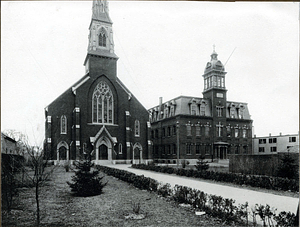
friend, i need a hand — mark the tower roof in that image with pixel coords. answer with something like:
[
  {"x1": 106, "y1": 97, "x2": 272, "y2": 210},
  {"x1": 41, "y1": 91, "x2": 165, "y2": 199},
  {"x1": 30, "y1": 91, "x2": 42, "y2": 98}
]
[
  {"x1": 92, "y1": 0, "x2": 112, "y2": 24},
  {"x1": 204, "y1": 46, "x2": 225, "y2": 74}
]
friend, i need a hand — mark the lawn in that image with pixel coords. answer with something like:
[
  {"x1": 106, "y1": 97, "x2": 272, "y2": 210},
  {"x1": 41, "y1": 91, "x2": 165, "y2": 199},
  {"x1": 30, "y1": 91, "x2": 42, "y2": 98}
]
[{"x1": 2, "y1": 166, "x2": 223, "y2": 227}]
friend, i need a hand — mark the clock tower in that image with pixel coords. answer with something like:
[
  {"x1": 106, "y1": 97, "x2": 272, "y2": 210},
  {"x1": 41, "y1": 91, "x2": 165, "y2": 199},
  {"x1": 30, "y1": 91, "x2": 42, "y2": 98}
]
[{"x1": 202, "y1": 47, "x2": 227, "y2": 120}]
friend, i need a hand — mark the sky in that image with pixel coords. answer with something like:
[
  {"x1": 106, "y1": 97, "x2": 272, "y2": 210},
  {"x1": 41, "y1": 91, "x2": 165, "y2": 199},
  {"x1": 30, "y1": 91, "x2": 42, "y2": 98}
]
[{"x1": 1, "y1": 1, "x2": 299, "y2": 145}]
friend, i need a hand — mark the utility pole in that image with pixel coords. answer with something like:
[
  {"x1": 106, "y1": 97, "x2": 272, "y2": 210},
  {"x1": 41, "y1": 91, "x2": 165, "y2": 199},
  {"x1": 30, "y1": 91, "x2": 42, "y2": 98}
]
[{"x1": 176, "y1": 121, "x2": 180, "y2": 167}]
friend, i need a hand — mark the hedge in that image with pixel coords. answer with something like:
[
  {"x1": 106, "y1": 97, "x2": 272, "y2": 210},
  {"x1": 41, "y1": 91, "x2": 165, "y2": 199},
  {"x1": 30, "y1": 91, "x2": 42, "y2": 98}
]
[{"x1": 131, "y1": 164, "x2": 299, "y2": 193}]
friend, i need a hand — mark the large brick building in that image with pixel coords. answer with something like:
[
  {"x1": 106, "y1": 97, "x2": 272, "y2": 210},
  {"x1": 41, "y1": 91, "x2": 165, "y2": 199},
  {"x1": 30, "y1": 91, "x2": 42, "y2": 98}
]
[
  {"x1": 148, "y1": 49, "x2": 253, "y2": 164},
  {"x1": 45, "y1": 0, "x2": 151, "y2": 164}
]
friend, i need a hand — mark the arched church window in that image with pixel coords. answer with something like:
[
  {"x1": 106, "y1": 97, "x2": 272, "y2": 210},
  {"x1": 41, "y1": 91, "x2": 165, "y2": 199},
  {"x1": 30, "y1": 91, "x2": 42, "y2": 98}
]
[
  {"x1": 61, "y1": 115, "x2": 67, "y2": 134},
  {"x1": 135, "y1": 120, "x2": 140, "y2": 137},
  {"x1": 92, "y1": 81, "x2": 114, "y2": 124},
  {"x1": 98, "y1": 28, "x2": 107, "y2": 47}
]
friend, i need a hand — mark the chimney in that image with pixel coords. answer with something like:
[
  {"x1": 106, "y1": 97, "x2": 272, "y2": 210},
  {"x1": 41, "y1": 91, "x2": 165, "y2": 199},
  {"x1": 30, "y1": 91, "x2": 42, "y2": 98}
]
[
  {"x1": 269, "y1": 133, "x2": 271, "y2": 137},
  {"x1": 279, "y1": 132, "x2": 282, "y2": 136},
  {"x1": 158, "y1": 97, "x2": 163, "y2": 120},
  {"x1": 254, "y1": 134, "x2": 256, "y2": 138}
]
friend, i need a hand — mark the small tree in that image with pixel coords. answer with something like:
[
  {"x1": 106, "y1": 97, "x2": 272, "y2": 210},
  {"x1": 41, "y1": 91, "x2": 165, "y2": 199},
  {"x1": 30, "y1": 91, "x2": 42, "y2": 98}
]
[
  {"x1": 67, "y1": 158, "x2": 107, "y2": 197},
  {"x1": 195, "y1": 155, "x2": 209, "y2": 171}
]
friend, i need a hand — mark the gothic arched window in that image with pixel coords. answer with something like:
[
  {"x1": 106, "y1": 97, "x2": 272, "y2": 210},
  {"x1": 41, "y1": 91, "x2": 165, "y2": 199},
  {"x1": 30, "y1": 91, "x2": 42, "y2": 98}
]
[
  {"x1": 98, "y1": 28, "x2": 107, "y2": 47},
  {"x1": 92, "y1": 81, "x2": 114, "y2": 124},
  {"x1": 61, "y1": 115, "x2": 67, "y2": 134},
  {"x1": 135, "y1": 120, "x2": 140, "y2": 137}
]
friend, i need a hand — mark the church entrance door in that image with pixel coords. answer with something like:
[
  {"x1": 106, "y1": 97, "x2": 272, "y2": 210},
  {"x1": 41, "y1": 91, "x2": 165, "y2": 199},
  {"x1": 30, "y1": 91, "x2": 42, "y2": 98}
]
[
  {"x1": 59, "y1": 146, "x2": 67, "y2": 160},
  {"x1": 99, "y1": 144, "x2": 108, "y2": 160}
]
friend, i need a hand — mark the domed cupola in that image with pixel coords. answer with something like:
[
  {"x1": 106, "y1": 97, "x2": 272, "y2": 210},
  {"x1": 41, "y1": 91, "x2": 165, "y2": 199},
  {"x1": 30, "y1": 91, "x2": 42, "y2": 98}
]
[{"x1": 204, "y1": 49, "x2": 225, "y2": 74}]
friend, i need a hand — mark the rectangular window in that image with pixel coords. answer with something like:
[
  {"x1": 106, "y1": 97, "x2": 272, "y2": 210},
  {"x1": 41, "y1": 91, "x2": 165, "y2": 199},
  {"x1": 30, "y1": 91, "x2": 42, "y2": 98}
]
[
  {"x1": 191, "y1": 105, "x2": 197, "y2": 115},
  {"x1": 205, "y1": 126, "x2": 210, "y2": 137},
  {"x1": 235, "y1": 129, "x2": 239, "y2": 137},
  {"x1": 259, "y1": 147, "x2": 265, "y2": 152},
  {"x1": 162, "y1": 145, "x2": 165, "y2": 155},
  {"x1": 242, "y1": 129, "x2": 247, "y2": 138},
  {"x1": 221, "y1": 77, "x2": 225, "y2": 88},
  {"x1": 196, "y1": 144, "x2": 200, "y2": 154},
  {"x1": 205, "y1": 145, "x2": 210, "y2": 155},
  {"x1": 289, "y1": 137, "x2": 296, "y2": 142},
  {"x1": 217, "y1": 107, "x2": 222, "y2": 117},
  {"x1": 200, "y1": 106, "x2": 205, "y2": 116},
  {"x1": 227, "y1": 127, "x2": 231, "y2": 137},
  {"x1": 162, "y1": 128, "x2": 166, "y2": 137},
  {"x1": 173, "y1": 144, "x2": 176, "y2": 155},
  {"x1": 269, "y1": 138, "x2": 277, "y2": 143},
  {"x1": 186, "y1": 143, "x2": 192, "y2": 155},
  {"x1": 231, "y1": 108, "x2": 235, "y2": 118},
  {"x1": 173, "y1": 125, "x2": 176, "y2": 135},
  {"x1": 167, "y1": 127, "x2": 171, "y2": 136},
  {"x1": 259, "y1": 139, "x2": 267, "y2": 144},
  {"x1": 196, "y1": 126, "x2": 200, "y2": 136},
  {"x1": 187, "y1": 125, "x2": 192, "y2": 136},
  {"x1": 134, "y1": 120, "x2": 140, "y2": 137},
  {"x1": 270, "y1": 147, "x2": 277, "y2": 152}
]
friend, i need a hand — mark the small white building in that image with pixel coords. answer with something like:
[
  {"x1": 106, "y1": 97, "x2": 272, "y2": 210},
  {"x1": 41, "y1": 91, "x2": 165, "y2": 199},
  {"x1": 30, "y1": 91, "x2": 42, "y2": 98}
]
[{"x1": 253, "y1": 133, "x2": 299, "y2": 154}]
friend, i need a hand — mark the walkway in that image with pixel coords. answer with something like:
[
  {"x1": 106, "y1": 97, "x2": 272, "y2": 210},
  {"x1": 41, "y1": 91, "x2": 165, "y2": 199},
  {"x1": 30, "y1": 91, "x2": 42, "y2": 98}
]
[{"x1": 106, "y1": 164, "x2": 298, "y2": 215}]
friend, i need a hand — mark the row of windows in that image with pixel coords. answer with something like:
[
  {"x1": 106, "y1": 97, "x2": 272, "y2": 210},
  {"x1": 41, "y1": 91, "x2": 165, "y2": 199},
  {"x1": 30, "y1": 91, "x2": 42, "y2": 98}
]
[
  {"x1": 259, "y1": 147, "x2": 277, "y2": 152},
  {"x1": 187, "y1": 124, "x2": 249, "y2": 138},
  {"x1": 204, "y1": 76, "x2": 225, "y2": 90},
  {"x1": 259, "y1": 137, "x2": 297, "y2": 144}
]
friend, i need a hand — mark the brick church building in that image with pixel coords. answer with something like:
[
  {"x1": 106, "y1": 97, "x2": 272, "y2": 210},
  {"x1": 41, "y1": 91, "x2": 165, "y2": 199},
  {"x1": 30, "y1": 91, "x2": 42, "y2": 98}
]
[
  {"x1": 148, "y1": 49, "x2": 253, "y2": 164},
  {"x1": 45, "y1": 0, "x2": 152, "y2": 165}
]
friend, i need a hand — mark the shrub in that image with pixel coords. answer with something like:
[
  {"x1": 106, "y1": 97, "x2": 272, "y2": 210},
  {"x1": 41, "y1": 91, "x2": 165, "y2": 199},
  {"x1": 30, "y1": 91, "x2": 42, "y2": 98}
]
[
  {"x1": 157, "y1": 183, "x2": 172, "y2": 197},
  {"x1": 67, "y1": 160, "x2": 107, "y2": 197},
  {"x1": 195, "y1": 155, "x2": 209, "y2": 172},
  {"x1": 274, "y1": 211, "x2": 297, "y2": 227}
]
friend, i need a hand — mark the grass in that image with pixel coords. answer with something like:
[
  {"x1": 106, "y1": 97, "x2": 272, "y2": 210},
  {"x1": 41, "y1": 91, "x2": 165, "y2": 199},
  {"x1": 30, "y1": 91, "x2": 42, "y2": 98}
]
[{"x1": 2, "y1": 167, "x2": 223, "y2": 227}]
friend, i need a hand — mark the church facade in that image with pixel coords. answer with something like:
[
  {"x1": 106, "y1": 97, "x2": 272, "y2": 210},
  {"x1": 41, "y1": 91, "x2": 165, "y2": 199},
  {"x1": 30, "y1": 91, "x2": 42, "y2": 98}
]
[
  {"x1": 45, "y1": 1, "x2": 152, "y2": 165},
  {"x1": 148, "y1": 50, "x2": 253, "y2": 164}
]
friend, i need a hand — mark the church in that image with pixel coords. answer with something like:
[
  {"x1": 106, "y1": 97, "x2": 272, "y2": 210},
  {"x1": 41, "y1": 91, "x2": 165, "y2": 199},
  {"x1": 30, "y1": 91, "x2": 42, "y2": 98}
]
[
  {"x1": 148, "y1": 49, "x2": 253, "y2": 165},
  {"x1": 44, "y1": 0, "x2": 152, "y2": 165}
]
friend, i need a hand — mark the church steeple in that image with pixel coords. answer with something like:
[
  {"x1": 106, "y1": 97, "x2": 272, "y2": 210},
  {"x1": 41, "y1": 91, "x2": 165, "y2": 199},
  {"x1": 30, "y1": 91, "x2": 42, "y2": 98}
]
[{"x1": 84, "y1": 0, "x2": 118, "y2": 68}]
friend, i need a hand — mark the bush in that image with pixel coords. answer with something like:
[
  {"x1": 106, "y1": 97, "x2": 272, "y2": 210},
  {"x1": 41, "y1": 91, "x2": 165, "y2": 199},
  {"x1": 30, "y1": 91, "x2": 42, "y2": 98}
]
[
  {"x1": 132, "y1": 164, "x2": 299, "y2": 192},
  {"x1": 67, "y1": 160, "x2": 107, "y2": 197},
  {"x1": 195, "y1": 155, "x2": 209, "y2": 172}
]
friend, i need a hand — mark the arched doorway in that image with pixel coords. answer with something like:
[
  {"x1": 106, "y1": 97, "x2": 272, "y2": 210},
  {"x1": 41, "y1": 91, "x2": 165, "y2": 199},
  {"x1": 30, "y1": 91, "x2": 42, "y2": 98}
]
[
  {"x1": 59, "y1": 146, "x2": 67, "y2": 160},
  {"x1": 99, "y1": 144, "x2": 108, "y2": 160},
  {"x1": 133, "y1": 143, "x2": 143, "y2": 164},
  {"x1": 57, "y1": 141, "x2": 69, "y2": 161},
  {"x1": 95, "y1": 136, "x2": 112, "y2": 161}
]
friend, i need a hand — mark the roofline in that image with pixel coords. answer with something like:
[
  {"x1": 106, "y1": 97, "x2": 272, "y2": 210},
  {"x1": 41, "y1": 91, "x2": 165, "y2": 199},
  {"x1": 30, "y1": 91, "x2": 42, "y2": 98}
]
[
  {"x1": 254, "y1": 133, "x2": 299, "y2": 138},
  {"x1": 45, "y1": 73, "x2": 89, "y2": 109}
]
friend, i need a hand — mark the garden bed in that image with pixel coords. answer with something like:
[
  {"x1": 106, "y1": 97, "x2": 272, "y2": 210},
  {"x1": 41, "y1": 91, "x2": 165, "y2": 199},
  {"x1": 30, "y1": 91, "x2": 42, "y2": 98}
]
[{"x1": 2, "y1": 167, "x2": 223, "y2": 226}]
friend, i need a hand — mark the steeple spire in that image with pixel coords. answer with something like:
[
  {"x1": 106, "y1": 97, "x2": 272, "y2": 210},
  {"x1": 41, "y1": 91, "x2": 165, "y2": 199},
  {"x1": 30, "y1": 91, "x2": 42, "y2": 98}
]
[
  {"x1": 84, "y1": 0, "x2": 118, "y2": 66},
  {"x1": 92, "y1": 0, "x2": 112, "y2": 23}
]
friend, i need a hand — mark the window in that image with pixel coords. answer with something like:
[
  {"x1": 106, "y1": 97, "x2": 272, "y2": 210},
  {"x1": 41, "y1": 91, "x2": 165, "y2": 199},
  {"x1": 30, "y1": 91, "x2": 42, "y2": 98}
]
[
  {"x1": 259, "y1": 139, "x2": 267, "y2": 144},
  {"x1": 92, "y1": 81, "x2": 114, "y2": 124},
  {"x1": 269, "y1": 138, "x2": 277, "y2": 143},
  {"x1": 170, "y1": 105, "x2": 175, "y2": 116},
  {"x1": 164, "y1": 106, "x2": 169, "y2": 118},
  {"x1": 221, "y1": 77, "x2": 225, "y2": 88},
  {"x1": 155, "y1": 129, "x2": 159, "y2": 138},
  {"x1": 196, "y1": 144, "x2": 200, "y2": 154},
  {"x1": 259, "y1": 147, "x2": 265, "y2": 152},
  {"x1": 119, "y1": 143, "x2": 123, "y2": 154},
  {"x1": 230, "y1": 108, "x2": 235, "y2": 118},
  {"x1": 216, "y1": 107, "x2": 222, "y2": 117},
  {"x1": 217, "y1": 77, "x2": 221, "y2": 87},
  {"x1": 238, "y1": 108, "x2": 244, "y2": 119},
  {"x1": 196, "y1": 126, "x2": 200, "y2": 136},
  {"x1": 191, "y1": 105, "x2": 197, "y2": 115},
  {"x1": 289, "y1": 137, "x2": 296, "y2": 142},
  {"x1": 162, "y1": 145, "x2": 165, "y2": 155},
  {"x1": 173, "y1": 125, "x2": 177, "y2": 135},
  {"x1": 205, "y1": 126, "x2": 210, "y2": 137},
  {"x1": 134, "y1": 120, "x2": 140, "y2": 137},
  {"x1": 200, "y1": 105, "x2": 205, "y2": 116},
  {"x1": 227, "y1": 127, "x2": 231, "y2": 137},
  {"x1": 186, "y1": 124, "x2": 192, "y2": 136},
  {"x1": 61, "y1": 115, "x2": 67, "y2": 134},
  {"x1": 242, "y1": 129, "x2": 247, "y2": 138},
  {"x1": 270, "y1": 147, "x2": 277, "y2": 152},
  {"x1": 98, "y1": 28, "x2": 107, "y2": 47},
  {"x1": 151, "y1": 130, "x2": 154, "y2": 139},
  {"x1": 216, "y1": 122, "x2": 223, "y2": 137},
  {"x1": 186, "y1": 143, "x2": 192, "y2": 155},
  {"x1": 173, "y1": 144, "x2": 176, "y2": 155},
  {"x1": 162, "y1": 128, "x2": 166, "y2": 137},
  {"x1": 205, "y1": 145, "x2": 210, "y2": 154},
  {"x1": 167, "y1": 127, "x2": 171, "y2": 136},
  {"x1": 235, "y1": 129, "x2": 239, "y2": 138}
]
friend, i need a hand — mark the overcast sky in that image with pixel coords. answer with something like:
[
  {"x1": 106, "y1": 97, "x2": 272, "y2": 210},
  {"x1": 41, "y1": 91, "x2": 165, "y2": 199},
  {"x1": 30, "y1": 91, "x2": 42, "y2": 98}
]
[{"x1": 1, "y1": 1, "x2": 299, "y2": 145}]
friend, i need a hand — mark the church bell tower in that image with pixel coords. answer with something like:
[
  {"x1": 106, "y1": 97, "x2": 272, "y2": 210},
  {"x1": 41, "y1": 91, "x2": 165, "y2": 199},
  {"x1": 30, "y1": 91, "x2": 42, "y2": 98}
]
[{"x1": 84, "y1": 0, "x2": 118, "y2": 76}]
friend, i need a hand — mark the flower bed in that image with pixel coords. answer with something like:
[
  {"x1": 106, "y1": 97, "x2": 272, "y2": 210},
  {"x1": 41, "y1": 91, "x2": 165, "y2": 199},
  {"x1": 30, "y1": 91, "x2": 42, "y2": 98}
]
[{"x1": 131, "y1": 164, "x2": 299, "y2": 193}]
